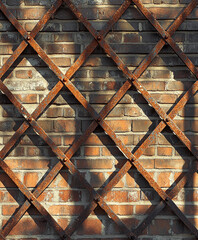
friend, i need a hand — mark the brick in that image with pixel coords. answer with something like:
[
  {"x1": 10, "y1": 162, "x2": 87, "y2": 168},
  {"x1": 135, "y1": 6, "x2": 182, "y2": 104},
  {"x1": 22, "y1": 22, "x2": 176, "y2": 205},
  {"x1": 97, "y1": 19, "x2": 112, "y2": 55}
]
[
  {"x1": 15, "y1": 70, "x2": 33, "y2": 79},
  {"x1": 76, "y1": 159, "x2": 113, "y2": 169},
  {"x1": 46, "y1": 107, "x2": 63, "y2": 118},
  {"x1": 59, "y1": 190, "x2": 82, "y2": 202},
  {"x1": 15, "y1": 94, "x2": 37, "y2": 103},
  {"x1": 77, "y1": 218, "x2": 102, "y2": 235},
  {"x1": 84, "y1": 146, "x2": 100, "y2": 156},
  {"x1": 46, "y1": 44, "x2": 81, "y2": 54},
  {"x1": 140, "y1": 81, "x2": 166, "y2": 90},
  {"x1": 106, "y1": 120, "x2": 132, "y2": 132},
  {"x1": 105, "y1": 190, "x2": 140, "y2": 202},
  {"x1": 48, "y1": 205, "x2": 84, "y2": 215},
  {"x1": 149, "y1": 219, "x2": 171, "y2": 235},
  {"x1": 54, "y1": 119, "x2": 81, "y2": 133},
  {"x1": 157, "y1": 172, "x2": 171, "y2": 187},
  {"x1": 124, "y1": 107, "x2": 142, "y2": 116},
  {"x1": 132, "y1": 120, "x2": 153, "y2": 132},
  {"x1": 2, "y1": 204, "x2": 19, "y2": 215},
  {"x1": 151, "y1": 93, "x2": 178, "y2": 104},
  {"x1": 37, "y1": 120, "x2": 54, "y2": 132},
  {"x1": 37, "y1": 190, "x2": 54, "y2": 202},
  {"x1": 4, "y1": 218, "x2": 48, "y2": 235},
  {"x1": 105, "y1": 33, "x2": 123, "y2": 43},
  {"x1": 54, "y1": 33, "x2": 75, "y2": 42},
  {"x1": 123, "y1": 33, "x2": 141, "y2": 43},
  {"x1": 27, "y1": 146, "x2": 55, "y2": 157},
  {"x1": 0, "y1": 45, "x2": 15, "y2": 54},
  {"x1": 157, "y1": 147, "x2": 173, "y2": 156},
  {"x1": 17, "y1": 8, "x2": 46, "y2": 20},
  {"x1": 88, "y1": 172, "x2": 106, "y2": 188},
  {"x1": 0, "y1": 33, "x2": 18, "y2": 43},
  {"x1": 155, "y1": 159, "x2": 188, "y2": 169},
  {"x1": 102, "y1": 146, "x2": 123, "y2": 156},
  {"x1": 24, "y1": 172, "x2": 39, "y2": 188}
]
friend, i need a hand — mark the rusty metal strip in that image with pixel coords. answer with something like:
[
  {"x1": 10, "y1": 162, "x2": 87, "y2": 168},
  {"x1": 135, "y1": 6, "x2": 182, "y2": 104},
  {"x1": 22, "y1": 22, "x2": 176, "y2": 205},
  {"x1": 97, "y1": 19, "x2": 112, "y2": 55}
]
[
  {"x1": 0, "y1": 73, "x2": 133, "y2": 238},
  {"x1": 60, "y1": 0, "x2": 198, "y2": 235},
  {"x1": 64, "y1": 0, "x2": 198, "y2": 166},
  {"x1": 87, "y1": 20, "x2": 198, "y2": 162},
  {"x1": 134, "y1": 168, "x2": 197, "y2": 236},
  {"x1": 96, "y1": 196, "x2": 137, "y2": 240},
  {"x1": 133, "y1": 0, "x2": 197, "y2": 79},
  {"x1": 0, "y1": 158, "x2": 68, "y2": 239},
  {"x1": 37, "y1": 0, "x2": 196, "y2": 236},
  {"x1": 0, "y1": 4, "x2": 130, "y2": 233},
  {"x1": 166, "y1": 36, "x2": 198, "y2": 78},
  {"x1": 0, "y1": 0, "x2": 28, "y2": 38},
  {"x1": 132, "y1": 0, "x2": 198, "y2": 79},
  {"x1": 80, "y1": 17, "x2": 198, "y2": 224},
  {"x1": 96, "y1": 33, "x2": 198, "y2": 237},
  {"x1": 0, "y1": 0, "x2": 62, "y2": 80},
  {"x1": 0, "y1": 41, "x2": 28, "y2": 79},
  {"x1": 0, "y1": 70, "x2": 135, "y2": 238},
  {"x1": 30, "y1": 0, "x2": 63, "y2": 38}
]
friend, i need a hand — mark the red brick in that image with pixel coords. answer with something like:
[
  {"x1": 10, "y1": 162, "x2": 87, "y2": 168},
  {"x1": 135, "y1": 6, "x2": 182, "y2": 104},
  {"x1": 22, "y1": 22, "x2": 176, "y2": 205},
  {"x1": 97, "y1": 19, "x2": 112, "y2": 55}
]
[
  {"x1": 102, "y1": 146, "x2": 122, "y2": 156},
  {"x1": 124, "y1": 107, "x2": 142, "y2": 116},
  {"x1": 37, "y1": 190, "x2": 54, "y2": 202},
  {"x1": 111, "y1": 205, "x2": 134, "y2": 215},
  {"x1": 84, "y1": 146, "x2": 100, "y2": 156},
  {"x1": 46, "y1": 44, "x2": 81, "y2": 54},
  {"x1": 135, "y1": 205, "x2": 152, "y2": 215},
  {"x1": 59, "y1": 190, "x2": 82, "y2": 202},
  {"x1": 49, "y1": 172, "x2": 70, "y2": 188},
  {"x1": 132, "y1": 120, "x2": 153, "y2": 132},
  {"x1": 3, "y1": 218, "x2": 47, "y2": 235},
  {"x1": 24, "y1": 172, "x2": 38, "y2": 188},
  {"x1": 2, "y1": 205, "x2": 19, "y2": 216},
  {"x1": 157, "y1": 172, "x2": 171, "y2": 187},
  {"x1": 89, "y1": 172, "x2": 106, "y2": 188},
  {"x1": 77, "y1": 218, "x2": 102, "y2": 235},
  {"x1": 15, "y1": 94, "x2": 37, "y2": 103},
  {"x1": 76, "y1": 159, "x2": 113, "y2": 169},
  {"x1": 54, "y1": 119, "x2": 81, "y2": 133},
  {"x1": 15, "y1": 70, "x2": 33, "y2": 79},
  {"x1": 157, "y1": 147, "x2": 173, "y2": 156},
  {"x1": 155, "y1": 159, "x2": 188, "y2": 169},
  {"x1": 48, "y1": 205, "x2": 84, "y2": 215},
  {"x1": 105, "y1": 190, "x2": 140, "y2": 202},
  {"x1": 143, "y1": 146, "x2": 155, "y2": 156},
  {"x1": 106, "y1": 120, "x2": 132, "y2": 132},
  {"x1": 149, "y1": 219, "x2": 171, "y2": 235}
]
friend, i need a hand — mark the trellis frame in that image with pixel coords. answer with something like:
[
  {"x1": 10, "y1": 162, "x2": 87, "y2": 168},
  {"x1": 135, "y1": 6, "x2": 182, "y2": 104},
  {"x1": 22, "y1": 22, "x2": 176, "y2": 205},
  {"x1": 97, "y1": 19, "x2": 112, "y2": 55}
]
[{"x1": 0, "y1": 0, "x2": 197, "y2": 239}]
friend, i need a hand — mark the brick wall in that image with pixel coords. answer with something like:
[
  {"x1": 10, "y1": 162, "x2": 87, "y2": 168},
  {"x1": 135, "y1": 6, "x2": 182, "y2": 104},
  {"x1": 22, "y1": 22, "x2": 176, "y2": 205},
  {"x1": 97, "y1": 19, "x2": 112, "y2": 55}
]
[{"x1": 0, "y1": 0, "x2": 197, "y2": 239}]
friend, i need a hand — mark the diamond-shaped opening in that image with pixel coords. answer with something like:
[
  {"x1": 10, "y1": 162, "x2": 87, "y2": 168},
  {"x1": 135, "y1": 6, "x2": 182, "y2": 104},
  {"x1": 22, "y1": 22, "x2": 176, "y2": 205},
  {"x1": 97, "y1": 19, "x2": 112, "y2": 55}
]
[
  {"x1": 146, "y1": 167, "x2": 197, "y2": 238},
  {"x1": 0, "y1": 40, "x2": 68, "y2": 114},
  {"x1": 147, "y1": 214, "x2": 196, "y2": 237},
  {"x1": 96, "y1": 204, "x2": 139, "y2": 238},
  {"x1": 2, "y1": 215, "x2": 50, "y2": 237},
  {"x1": 46, "y1": 166, "x2": 92, "y2": 236}
]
